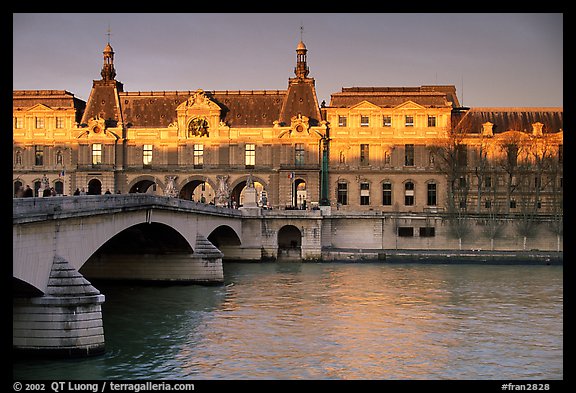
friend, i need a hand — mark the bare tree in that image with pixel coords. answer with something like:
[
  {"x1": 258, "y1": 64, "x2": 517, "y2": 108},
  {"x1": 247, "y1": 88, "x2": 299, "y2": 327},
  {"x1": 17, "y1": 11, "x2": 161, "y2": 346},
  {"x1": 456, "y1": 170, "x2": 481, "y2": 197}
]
[{"x1": 428, "y1": 129, "x2": 471, "y2": 248}]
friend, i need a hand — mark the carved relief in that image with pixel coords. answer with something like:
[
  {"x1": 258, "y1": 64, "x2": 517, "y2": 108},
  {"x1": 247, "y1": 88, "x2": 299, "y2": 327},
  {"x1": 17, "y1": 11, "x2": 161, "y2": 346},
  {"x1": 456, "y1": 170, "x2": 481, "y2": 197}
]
[
  {"x1": 290, "y1": 114, "x2": 310, "y2": 134},
  {"x1": 188, "y1": 117, "x2": 209, "y2": 138},
  {"x1": 87, "y1": 115, "x2": 106, "y2": 134}
]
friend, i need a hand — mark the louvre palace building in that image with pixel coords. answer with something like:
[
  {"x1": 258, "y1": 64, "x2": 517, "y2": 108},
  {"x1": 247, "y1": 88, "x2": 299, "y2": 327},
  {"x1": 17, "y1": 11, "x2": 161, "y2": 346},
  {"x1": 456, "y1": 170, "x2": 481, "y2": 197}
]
[{"x1": 13, "y1": 39, "x2": 563, "y2": 226}]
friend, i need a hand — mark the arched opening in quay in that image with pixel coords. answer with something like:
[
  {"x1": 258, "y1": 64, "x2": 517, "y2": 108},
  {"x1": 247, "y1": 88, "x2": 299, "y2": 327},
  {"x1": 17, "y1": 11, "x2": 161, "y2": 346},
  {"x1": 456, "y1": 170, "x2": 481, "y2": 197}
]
[{"x1": 277, "y1": 225, "x2": 302, "y2": 260}]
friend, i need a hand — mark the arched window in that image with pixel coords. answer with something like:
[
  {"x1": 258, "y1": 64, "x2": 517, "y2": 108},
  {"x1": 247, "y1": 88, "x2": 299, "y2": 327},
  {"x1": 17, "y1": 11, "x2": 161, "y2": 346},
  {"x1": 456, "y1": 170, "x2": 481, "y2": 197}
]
[
  {"x1": 404, "y1": 181, "x2": 415, "y2": 206},
  {"x1": 55, "y1": 180, "x2": 64, "y2": 195}
]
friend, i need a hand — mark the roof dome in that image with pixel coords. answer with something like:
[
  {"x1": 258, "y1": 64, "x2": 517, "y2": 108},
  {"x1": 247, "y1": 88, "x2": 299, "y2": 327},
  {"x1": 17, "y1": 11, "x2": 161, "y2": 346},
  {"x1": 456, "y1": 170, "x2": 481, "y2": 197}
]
[
  {"x1": 297, "y1": 40, "x2": 306, "y2": 51},
  {"x1": 103, "y1": 43, "x2": 114, "y2": 53}
]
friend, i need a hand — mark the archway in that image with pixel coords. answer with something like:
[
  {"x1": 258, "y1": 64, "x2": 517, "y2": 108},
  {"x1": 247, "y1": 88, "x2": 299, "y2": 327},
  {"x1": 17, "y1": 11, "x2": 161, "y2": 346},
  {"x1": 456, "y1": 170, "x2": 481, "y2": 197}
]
[
  {"x1": 293, "y1": 179, "x2": 307, "y2": 209},
  {"x1": 277, "y1": 225, "x2": 302, "y2": 260},
  {"x1": 129, "y1": 179, "x2": 156, "y2": 194},
  {"x1": 14, "y1": 180, "x2": 23, "y2": 197},
  {"x1": 230, "y1": 180, "x2": 266, "y2": 208},
  {"x1": 179, "y1": 179, "x2": 215, "y2": 203},
  {"x1": 88, "y1": 179, "x2": 102, "y2": 195}
]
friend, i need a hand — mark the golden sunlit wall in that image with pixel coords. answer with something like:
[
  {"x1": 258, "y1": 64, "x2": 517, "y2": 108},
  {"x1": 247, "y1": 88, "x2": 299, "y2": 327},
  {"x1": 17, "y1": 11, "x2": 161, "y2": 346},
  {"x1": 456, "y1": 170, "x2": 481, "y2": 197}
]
[{"x1": 325, "y1": 101, "x2": 452, "y2": 212}]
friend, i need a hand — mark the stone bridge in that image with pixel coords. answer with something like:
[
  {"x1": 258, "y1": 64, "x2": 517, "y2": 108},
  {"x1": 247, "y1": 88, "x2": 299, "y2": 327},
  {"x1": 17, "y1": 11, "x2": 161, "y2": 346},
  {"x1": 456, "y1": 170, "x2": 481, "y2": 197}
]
[{"x1": 13, "y1": 194, "x2": 323, "y2": 357}]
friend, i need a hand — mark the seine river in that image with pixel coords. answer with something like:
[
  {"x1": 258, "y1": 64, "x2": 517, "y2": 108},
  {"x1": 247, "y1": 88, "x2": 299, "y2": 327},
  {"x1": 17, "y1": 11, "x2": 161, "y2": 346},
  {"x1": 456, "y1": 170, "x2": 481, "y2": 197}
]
[{"x1": 13, "y1": 262, "x2": 563, "y2": 380}]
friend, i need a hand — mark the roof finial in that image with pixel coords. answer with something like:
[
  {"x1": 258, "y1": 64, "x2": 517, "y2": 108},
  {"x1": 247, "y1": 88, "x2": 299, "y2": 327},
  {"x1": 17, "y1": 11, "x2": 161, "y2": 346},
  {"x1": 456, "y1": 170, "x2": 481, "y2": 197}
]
[
  {"x1": 106, "y1": 23, "x2": 112, "y2": 44},
  {"x1": 300, "y1": 22, "x2": 304, "y2": 42}
]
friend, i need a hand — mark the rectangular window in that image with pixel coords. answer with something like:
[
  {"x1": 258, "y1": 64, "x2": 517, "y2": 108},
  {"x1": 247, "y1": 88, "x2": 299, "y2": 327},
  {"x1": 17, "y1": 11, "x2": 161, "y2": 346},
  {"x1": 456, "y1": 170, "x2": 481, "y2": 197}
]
[
  {"x1": 295, "y1": 143, "x2": 305, "y2": 166},
  {"x1": 484, "y1": 176, "x2": 492, "y2": 188},
  {"x1": 383, "y1": 116, "x2": 392, "y2": 127},
  {"x1": 405, "y1": 115, "x2": 414, "y2": 127},
  {"x1": 193, "y1": 144, "x2": 204, "y2": 169},
  {"x1": 360, "y1": 182, "x2": 370, "y2": 205},
  {"x1": 338, "y1": 116, "x2": 347, "y2": 127},
  {"x1": 459, "y1": 176, "x2": 467, "y2": 188},
  {"x1": 337, "y1": 182, "x2": 348, "y2": 205},
  {"x1": 510, "y1": 199, "x2": 517, "y2": 209},
  {"x1": 360, "y1": 144, "x2": 369, "y2": 166},
  {"x1": 15, "y1": 117, "x2": 24, "y2": 129},
  {"x1": 485, "y1": 199, "x2": 492, "y2": 209},
  {"x1": 92, "y1": 143, "x2": 102, "y2": 165},
  {"x1": 459, "y1": 199, "x2": 467, "y2": 209},
  {"x1": 34, "y1": 145, "x2": 44, "y2": 166},
  {"x1": 360, "y1": 115, "x2": 369, "y2": 127},
  {"x1": 245, "y1": 143, "x2": 255, "y2": 168},
  {"x1": 419, "y1": 227, "x2": 435, "y2": 237},
  {"x1": 398, "y1": 227, "x2": 414, "y2": 237},
  {"x1": 56, "y1": 117, "x2": 65, "y2": 129},
  {"x1": 427, "y1": 183, "x2": 437, "y2": 206},
  {"x1": 143, "y1": 144, "x2": 153, "y2": 166},
  {"x1": 404, "y1": 144, "x2": 414, "y2": 166},
  {"x1": 457, "y1": 144, "x2": 468, "y2": 167},
  {"x1": 382, "y1": 182, "x2": 392, "y2": 205},
  {"x1": 427, "y1": 116, "x2": 436, "y2": 127},
  {"x1": 35, "y1": 117, "x2": 45, "y2": 129}
]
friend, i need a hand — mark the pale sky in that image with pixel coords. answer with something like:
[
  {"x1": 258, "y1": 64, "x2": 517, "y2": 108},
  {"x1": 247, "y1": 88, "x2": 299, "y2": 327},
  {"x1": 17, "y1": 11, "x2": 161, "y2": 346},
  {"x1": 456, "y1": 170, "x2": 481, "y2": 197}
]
[{"x1": 13, "y1": 13, "x2": 563, "y2": 108}]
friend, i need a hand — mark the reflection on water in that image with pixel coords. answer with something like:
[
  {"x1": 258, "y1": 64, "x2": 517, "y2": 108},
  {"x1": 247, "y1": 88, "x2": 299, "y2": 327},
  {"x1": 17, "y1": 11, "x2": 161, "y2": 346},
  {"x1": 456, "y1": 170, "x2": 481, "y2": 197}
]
[{"x1": 13, "y1": 263, "x2": 563, "y2": 380}]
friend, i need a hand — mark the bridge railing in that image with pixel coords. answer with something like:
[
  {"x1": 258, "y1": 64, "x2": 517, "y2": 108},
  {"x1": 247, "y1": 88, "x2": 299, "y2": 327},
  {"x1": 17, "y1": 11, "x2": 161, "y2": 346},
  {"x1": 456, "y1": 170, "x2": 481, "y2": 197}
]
[{"x1": 13, "y1": 194, "x2": 243, "y2": 223}]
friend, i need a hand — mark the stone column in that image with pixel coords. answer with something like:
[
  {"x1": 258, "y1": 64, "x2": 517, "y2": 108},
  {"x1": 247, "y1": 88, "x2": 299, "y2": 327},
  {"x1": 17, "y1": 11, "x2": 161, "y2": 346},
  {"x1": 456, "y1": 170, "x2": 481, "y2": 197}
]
[{"x1": 13, "y1": 256, "x2": 105, "y2": 357}]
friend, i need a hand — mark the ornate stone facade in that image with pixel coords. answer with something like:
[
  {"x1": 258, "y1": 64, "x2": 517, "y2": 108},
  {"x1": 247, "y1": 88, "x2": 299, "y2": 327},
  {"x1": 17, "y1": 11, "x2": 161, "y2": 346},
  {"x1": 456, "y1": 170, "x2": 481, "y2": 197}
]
[{"x1": 13, "y1": 39, "x2": 562, "y2": 218}]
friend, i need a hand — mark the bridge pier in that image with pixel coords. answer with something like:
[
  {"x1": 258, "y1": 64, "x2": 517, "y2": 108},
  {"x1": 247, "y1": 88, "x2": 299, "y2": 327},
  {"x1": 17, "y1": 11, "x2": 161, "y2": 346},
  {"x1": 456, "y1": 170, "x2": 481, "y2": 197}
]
[{"x1": 13, "y1": 256, "x2": 105, "y2": 357}]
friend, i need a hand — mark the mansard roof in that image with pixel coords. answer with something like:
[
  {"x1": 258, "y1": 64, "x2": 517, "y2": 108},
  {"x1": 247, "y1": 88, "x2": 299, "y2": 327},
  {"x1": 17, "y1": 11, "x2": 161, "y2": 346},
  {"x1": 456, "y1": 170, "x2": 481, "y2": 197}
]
[
  {"x1": 117, "y1": 89, "x2": 289, "y2": 128},
  {"x1": 453, "y1": 107, "x2": 563, "y2": 134},
  {"x1": 13, "y1": 90, "x2": 86, "y2": 123},
  {"x1": 329, "y1": 85, "x2": 460, "y2": 109}
]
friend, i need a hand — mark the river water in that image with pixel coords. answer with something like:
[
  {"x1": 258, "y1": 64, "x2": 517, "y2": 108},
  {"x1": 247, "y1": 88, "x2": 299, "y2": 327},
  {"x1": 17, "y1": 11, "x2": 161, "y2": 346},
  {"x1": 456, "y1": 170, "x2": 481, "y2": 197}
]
[{"x1": 13, "y1": 262, "x2": 563, "y2": 380}]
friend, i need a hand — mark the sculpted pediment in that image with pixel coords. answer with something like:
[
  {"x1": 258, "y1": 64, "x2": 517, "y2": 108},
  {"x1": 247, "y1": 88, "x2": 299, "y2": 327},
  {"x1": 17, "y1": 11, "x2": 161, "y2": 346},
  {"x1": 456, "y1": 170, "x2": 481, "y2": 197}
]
[
  {"x1": 76, "y1": 115, "x2": 119, "y2": 140},
  {"x1": 176, "y1": 89, "x2": 221, "y2": 112},
  {"x1": 394, "y1": 100, "x2": 426, "y2": 110},
  {"x1": 349, "y1": 100, "x2": 381, "y2": 111},
  {"x1": 25, "y1": 103, "x2": 54, "y2": 112}
]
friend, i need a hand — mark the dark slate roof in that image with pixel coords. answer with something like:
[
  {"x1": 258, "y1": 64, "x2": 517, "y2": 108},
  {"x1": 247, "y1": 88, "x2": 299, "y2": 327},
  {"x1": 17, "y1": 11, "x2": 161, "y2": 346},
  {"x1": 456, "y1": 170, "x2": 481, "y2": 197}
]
[
  {"x1": 13, "y1": 90, "x2": 86, "y2": 123},
  {"x1": 117, "y1": 89, "x2": 289, "y2": 128},
  {"x1": 279, "y1": 79, "x2": 323, "y2": 126},
  {"x1": 81, "y1": 80, "x2": 124, "y2": 127},
  {"x1": 453, "y1": 107, "x2": 563, "y2": 134},
  {"x1": 213, "y1": 90, "x2": 287, "y2": 127},
  {"x1": 329, "y1": 85, "x2": 460, "y2": 108}
]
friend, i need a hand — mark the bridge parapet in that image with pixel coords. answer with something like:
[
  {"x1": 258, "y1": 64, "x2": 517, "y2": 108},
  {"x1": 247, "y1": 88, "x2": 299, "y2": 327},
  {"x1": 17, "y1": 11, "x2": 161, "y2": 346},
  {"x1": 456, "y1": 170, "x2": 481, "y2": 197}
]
[{"x1": 13, "y1": 194, "x2": 242, "y2": 223}]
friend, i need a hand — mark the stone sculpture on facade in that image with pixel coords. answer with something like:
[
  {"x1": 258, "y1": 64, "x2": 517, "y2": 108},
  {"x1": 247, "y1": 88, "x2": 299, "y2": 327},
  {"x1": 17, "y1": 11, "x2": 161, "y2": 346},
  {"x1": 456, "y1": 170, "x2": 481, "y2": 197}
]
[
  {"x1": 215, "y1": 175, "x2": 230, "y2": 207},
  {"x1": 164, "y1": 175, "x2": 178, "y2": 197}
]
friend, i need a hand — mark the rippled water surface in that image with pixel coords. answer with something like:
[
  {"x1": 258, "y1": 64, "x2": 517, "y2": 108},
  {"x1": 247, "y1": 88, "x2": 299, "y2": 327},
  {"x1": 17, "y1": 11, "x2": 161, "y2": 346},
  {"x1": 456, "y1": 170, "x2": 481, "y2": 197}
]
[{"x1": 13, "y1": 262, "x2": 563, "y2": 380}]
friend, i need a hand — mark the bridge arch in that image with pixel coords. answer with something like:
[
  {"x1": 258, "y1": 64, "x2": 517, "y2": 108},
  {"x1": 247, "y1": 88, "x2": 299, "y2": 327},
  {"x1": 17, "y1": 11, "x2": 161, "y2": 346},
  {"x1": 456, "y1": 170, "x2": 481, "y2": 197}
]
[{"x1": 80, "y1": 222, "x2": 196, "y2": 281}]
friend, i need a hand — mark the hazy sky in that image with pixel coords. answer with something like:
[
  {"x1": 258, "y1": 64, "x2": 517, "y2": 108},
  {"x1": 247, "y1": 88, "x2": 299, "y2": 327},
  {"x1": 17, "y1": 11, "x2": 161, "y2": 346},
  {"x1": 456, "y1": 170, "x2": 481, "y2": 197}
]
[{"x1": 13, "y1": 13, "x2": 563, "y2": 108}]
